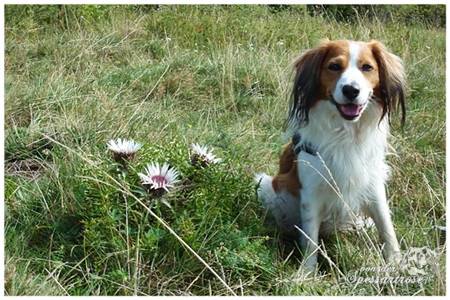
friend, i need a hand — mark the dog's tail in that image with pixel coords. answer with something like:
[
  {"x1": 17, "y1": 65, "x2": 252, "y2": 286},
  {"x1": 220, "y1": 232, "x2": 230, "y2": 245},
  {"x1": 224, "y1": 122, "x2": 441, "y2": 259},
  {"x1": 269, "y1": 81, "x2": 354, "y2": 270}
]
[{"x1": 255, "y1": 173, "x2": 300, "y2": 235}]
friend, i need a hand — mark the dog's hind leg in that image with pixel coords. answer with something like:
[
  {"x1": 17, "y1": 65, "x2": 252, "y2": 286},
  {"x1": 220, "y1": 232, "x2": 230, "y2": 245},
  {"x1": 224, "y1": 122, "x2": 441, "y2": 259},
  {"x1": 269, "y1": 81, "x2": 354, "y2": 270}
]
[{"x1": 255, "y1": 143, "x2": 302, "y2": 235}]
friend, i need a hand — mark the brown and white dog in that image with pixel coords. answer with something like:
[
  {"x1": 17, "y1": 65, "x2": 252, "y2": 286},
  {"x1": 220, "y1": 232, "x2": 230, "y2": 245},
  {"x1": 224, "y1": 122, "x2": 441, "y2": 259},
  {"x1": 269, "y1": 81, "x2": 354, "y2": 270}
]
[{"x1": 256, "y1": 39, "x2": 406, "y2": 271}]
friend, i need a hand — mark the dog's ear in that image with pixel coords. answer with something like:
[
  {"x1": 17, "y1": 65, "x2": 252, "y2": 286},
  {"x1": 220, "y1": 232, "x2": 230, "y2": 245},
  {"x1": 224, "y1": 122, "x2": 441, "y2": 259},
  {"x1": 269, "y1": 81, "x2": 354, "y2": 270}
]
[
  {"x1": 370, "y1": 40, "x2": 407, "y2": 127},
  {"x1": 290, "y1": 39, "x2": 330, "y2": 127}
]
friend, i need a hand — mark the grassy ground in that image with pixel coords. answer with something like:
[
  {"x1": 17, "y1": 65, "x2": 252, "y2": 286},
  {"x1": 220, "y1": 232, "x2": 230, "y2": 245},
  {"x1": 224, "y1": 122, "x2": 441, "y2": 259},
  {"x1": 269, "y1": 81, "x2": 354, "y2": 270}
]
[{"x1": 3, "y1": 5, "x2": 446, "y2": 296}]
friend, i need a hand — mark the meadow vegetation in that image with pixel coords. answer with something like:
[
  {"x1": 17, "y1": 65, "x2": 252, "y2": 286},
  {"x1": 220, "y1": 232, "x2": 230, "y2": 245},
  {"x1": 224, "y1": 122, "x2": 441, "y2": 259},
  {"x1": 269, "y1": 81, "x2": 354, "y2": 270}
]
[{"x1": 4, "y1": 5, "x2": 446, "y2": 296}]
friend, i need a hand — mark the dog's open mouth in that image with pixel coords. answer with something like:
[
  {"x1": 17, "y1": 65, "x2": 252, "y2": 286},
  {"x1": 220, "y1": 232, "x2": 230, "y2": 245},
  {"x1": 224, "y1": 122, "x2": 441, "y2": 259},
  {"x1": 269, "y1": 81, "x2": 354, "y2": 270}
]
[{"x1": 331, "y1": 98, "x2": 366, "y2": 120}]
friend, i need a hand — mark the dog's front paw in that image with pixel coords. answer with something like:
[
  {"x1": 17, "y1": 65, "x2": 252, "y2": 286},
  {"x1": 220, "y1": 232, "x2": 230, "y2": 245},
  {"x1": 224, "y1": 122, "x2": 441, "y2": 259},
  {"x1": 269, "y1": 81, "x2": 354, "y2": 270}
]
[
  {"x1": 300, "y1": 253, "x2": 319, "y2": 276},
  {"x1": 384, "y1": 250, "x2": 402, "y2": 268}
]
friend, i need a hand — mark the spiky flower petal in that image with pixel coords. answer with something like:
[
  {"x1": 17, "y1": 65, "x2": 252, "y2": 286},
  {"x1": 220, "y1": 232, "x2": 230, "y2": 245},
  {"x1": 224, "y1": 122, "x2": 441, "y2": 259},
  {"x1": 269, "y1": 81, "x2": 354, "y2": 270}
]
[
  {"x1": 107, "y1": 138, "x2": 142, "y2": 155},
  {"x1": 107, "y1": 138, "x2": 142, "y2": 163},
  {"x1": 190, "y1": 143, "x2": 222, "y2": 168},
  {"x1": 138, "y1": 162, "x2": 180, "y2": 194}
]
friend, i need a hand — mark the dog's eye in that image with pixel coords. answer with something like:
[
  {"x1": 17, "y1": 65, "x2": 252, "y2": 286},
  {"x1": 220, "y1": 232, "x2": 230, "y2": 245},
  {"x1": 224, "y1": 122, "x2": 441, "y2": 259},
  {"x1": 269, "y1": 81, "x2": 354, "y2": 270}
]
[
  {"x1": 328, "y1": 63, "x2": 342, "y2": 72},
  {"x1": 362, "y1": 64, "x2": 374, "y2": 72}
]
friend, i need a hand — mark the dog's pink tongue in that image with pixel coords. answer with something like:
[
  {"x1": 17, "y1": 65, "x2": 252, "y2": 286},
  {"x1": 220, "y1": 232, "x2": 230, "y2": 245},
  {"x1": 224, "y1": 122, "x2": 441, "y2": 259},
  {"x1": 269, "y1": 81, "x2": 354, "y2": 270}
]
[{"x1": 340, "y1": 104, "x2": 362, "y2": 117}]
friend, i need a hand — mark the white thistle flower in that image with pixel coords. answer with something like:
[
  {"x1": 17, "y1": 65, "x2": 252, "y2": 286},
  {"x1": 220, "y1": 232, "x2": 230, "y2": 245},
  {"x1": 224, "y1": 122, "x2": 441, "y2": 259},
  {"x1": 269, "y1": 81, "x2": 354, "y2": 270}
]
[
  {"x1": 107, "y1": 138, "x2": 142, "y2": 163},
  {"x1": 107, "y1": 138, "x2": 142, "y2": 154},
  {"x1": 138, "y1": 162, "x2": 180, "y2": 194},
  {"x1": 190, "y1": 143, "x2": 222, "y2": 168}
]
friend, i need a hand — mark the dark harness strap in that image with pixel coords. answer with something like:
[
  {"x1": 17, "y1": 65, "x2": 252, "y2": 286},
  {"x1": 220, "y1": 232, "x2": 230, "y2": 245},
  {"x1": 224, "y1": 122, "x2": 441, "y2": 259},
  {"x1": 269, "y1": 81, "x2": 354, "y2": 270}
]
[{"x1": 291, "y1": 133, "x2": 317, "y2": 156}]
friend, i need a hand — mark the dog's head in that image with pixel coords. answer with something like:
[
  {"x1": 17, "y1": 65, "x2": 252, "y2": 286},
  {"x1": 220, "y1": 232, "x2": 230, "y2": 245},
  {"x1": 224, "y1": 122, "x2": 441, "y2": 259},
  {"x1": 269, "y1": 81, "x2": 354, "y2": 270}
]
[{"x1": 290, "y1": 39, "x2": 406, "y2": 126}]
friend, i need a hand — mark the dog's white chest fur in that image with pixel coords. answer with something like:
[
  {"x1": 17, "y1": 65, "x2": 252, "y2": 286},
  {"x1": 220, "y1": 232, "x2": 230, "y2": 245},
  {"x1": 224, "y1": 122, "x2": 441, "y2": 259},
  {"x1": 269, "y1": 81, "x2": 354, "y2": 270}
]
[{"x1": 292, "y1": 100, "x2": 390, "y2": 232}]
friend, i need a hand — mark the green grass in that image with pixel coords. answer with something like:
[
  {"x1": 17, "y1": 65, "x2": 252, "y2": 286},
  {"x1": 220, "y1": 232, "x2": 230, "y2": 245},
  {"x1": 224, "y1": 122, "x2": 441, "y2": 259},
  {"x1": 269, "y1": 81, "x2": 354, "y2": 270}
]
[{"x1": 4, "y1": 5, "x2": 446, "y2": 296}]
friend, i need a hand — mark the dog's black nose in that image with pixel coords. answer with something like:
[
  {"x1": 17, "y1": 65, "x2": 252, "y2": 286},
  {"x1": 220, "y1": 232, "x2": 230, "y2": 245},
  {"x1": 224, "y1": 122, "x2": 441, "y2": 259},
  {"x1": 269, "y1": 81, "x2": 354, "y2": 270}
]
[{"x1": 342, "y1": 84, "x2": 360, "y2": 100}]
